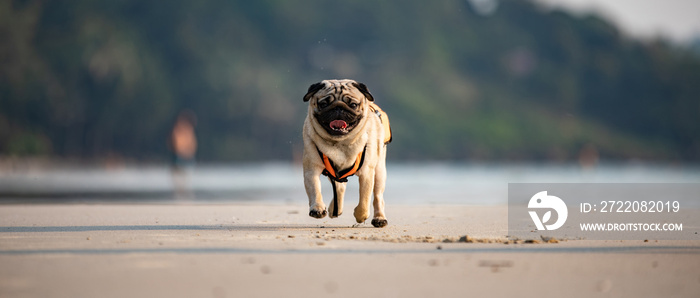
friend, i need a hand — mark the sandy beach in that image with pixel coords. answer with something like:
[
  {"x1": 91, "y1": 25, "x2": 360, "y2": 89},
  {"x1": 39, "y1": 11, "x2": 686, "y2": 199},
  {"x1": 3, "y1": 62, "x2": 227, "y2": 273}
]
[{"x1": 1, "y1": 203, "x2": 699, "y2": 298}]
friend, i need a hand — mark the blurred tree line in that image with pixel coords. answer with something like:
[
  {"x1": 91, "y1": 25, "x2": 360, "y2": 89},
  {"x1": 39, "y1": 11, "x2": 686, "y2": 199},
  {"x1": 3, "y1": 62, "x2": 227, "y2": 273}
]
[{"x1": 1, "y1": 0, "x2": 698, "y2": 162}]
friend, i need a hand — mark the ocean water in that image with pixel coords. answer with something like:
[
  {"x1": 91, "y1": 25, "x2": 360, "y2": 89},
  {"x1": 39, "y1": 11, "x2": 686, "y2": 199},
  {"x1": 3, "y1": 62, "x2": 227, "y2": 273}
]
[{"x1": 0, "y1": 162, "x2": 698, "y2": 205}]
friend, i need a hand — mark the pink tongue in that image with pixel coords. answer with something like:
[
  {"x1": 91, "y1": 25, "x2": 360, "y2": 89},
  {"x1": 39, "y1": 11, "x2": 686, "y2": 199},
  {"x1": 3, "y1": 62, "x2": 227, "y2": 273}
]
[{"x1": 330, "y1": 120, "x2": 348, "y2": 130}]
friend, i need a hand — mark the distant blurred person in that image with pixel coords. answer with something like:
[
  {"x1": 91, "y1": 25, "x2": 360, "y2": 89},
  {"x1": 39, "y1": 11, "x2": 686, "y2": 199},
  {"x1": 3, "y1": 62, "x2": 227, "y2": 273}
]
[
  {"x1": 170, "y1": 110, "x2": 198, "y2": 168},
  {"x1": 578, "y1": 143, "x2": 599, "y2": 169},
  {"x1": 169, "y1": 110, "x2": 198, "y2": 199}
]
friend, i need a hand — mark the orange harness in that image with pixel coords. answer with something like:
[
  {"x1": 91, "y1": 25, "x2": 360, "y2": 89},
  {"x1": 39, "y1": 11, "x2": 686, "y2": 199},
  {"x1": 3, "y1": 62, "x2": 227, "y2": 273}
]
[{"x1": 319, "y1": 148, "x2": 367, "y2": 183}]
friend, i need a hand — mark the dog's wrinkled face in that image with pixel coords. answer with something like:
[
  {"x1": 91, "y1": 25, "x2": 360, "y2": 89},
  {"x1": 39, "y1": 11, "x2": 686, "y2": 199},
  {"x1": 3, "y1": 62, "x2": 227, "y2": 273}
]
[{"x1": 303, "y1": 79, "x2": 374, "y2": 136}]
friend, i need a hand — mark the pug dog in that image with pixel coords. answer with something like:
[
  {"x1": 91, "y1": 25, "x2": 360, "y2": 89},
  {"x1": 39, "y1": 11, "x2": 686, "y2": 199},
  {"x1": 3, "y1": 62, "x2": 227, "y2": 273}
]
[{"x1": 302, "y1": 79, "x2": 390, "y2": 228}]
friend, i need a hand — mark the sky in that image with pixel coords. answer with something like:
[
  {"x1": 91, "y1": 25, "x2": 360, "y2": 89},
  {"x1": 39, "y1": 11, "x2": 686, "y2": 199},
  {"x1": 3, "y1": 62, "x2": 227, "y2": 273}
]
[{"x1": 533, "y1": 0, "x2": 700, "y2": 44}]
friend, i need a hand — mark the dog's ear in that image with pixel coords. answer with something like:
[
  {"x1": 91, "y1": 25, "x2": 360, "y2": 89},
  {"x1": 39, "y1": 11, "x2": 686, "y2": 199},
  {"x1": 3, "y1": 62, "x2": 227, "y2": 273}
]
[
  {"x1": 303, "y1": 82, "x2": 325, "y2": 102},
  {"x1": 352, "y1": 82, "x2": 374, "y2": 102}
]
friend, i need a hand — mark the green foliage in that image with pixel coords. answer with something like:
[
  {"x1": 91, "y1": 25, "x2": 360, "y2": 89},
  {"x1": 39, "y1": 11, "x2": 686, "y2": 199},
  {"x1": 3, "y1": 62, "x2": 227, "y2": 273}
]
[{"x1": 1, "y1": 0, "x2": 698, "y2": 161}]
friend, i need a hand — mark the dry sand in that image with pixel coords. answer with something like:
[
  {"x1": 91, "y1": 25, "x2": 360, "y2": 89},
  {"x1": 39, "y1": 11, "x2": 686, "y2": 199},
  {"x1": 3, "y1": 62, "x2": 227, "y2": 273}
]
[{"x1": 1, "y1": 203, "x2": 699, "y2": 298}]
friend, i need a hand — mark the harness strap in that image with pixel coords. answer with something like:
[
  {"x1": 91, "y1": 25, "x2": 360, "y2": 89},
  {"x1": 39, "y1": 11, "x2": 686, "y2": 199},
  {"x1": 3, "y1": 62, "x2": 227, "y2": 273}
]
[{"x1": 329, "y1": 178, "x2": 339, "y2": 217}]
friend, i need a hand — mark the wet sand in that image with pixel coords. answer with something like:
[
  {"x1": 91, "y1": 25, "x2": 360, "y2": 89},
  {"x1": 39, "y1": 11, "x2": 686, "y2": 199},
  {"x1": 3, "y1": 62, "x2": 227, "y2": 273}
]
[{"x1": 1, "y1": 204, "x2": 699, "y2": 297}]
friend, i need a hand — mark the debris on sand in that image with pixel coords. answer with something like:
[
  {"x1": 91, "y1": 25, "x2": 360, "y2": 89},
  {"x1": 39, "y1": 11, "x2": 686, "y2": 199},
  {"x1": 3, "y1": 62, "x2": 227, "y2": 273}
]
[
  {"x1": 302, "y1": 233, "x2": 562, "y2": 244},
  {"x1": 540, "y1": 235, "x2": 559, "y2": 243},
  {"x1": 283, "y1": 232, "x2": 562, "y2": 244}
]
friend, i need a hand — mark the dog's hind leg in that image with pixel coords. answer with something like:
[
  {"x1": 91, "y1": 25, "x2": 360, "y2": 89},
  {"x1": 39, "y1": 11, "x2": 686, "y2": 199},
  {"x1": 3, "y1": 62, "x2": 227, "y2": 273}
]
[{"x1": 327, "y1": 180, "x2": 346, "y2": 218}]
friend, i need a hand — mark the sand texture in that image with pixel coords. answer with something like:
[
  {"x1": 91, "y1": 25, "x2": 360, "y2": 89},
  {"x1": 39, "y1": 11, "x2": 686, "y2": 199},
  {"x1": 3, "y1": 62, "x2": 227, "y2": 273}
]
[{"x1": 1, "y1": 204, "x2": 699, "y2": 298}]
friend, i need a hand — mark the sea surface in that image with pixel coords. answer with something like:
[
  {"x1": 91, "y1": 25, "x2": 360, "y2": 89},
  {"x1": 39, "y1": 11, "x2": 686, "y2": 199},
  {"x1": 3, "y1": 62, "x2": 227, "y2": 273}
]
[{"x1": 0, "y1": 162, "x2": 698, "y2": 205}]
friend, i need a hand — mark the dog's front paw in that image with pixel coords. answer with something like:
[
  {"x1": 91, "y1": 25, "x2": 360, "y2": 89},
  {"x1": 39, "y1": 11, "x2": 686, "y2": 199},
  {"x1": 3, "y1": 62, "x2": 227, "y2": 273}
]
[
  {"x1": 309, "y1": 208, "x2": 327, "y2": 219},
  {"x1": 371, "y1": 218, "x2": 388, "y2": 228},
  {"x1": 353, "y1": 207, "x2": 369, "y2": 223}
]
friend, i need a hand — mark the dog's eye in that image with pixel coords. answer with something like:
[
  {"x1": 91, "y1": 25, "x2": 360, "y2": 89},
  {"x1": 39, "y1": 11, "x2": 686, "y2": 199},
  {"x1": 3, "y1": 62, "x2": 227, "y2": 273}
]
[
  {"x1": 318, "y1": 98, "x2": 330, "y2": 108},
  {"x1": 349, "y1": 102, "x2": 358, "y2": 109}
]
